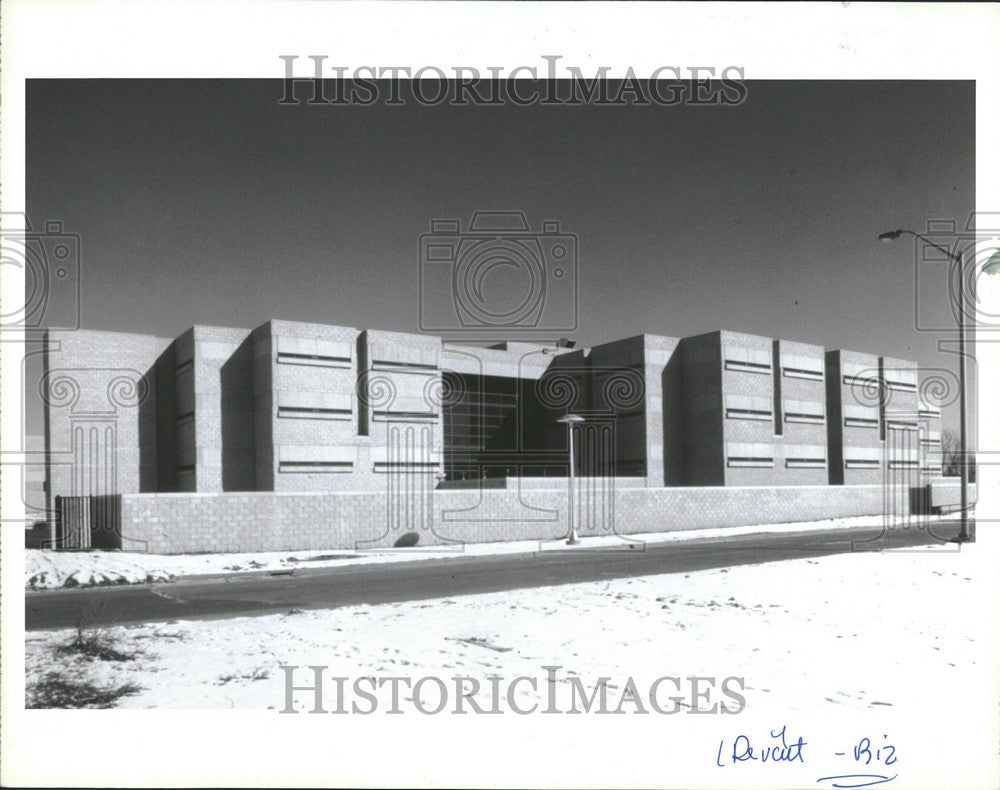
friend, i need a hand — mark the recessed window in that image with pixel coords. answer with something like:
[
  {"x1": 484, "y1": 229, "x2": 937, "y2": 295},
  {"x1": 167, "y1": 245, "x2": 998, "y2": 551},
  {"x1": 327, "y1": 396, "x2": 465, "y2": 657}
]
[
  {"x1": 845, "y1": 459, "x2": 879, "y2": 469},
  {"x1": 786, "y1": 458, "x2": 826, "y2": 469},
  {"x1": 844, "y1": 416, "x2": 879, "y2": 428},
  {"x1": 277, "y1": 406, "x2": 351, "y2": 420},
  {"x1": 886, "y1": 419, "x2": 919, "y2": 431},
  {"x1": 725, "y1": 360, "x2": 771, "y2": 374},
  {"x1": 725, "y1": 408, "x2": 772, "y2": 421},
  {"x1": 279, "y1": 461, "x2": 353, "y2": 473},
  {"x1": 373, "y1": 461, "x2": 441, "y2": 473},
  {"x1": 785, "y1": 412, "x2": 824, "y2": 424},
  {"x1": 842, "y1": 374, "x2": 878, "y2": 387},
  {"x1": 727, "y1": 456, "x2": 773, "y2": 468},
  {"x1": 783, "y1": 367, "x2": 823, "y2": 381},
  {"x1": 372, "y1": 410, "x2": 437, "y2": 422},
  {"x1": 277, "y1": 351, "x2": 351, "y2": 368},
  {"x1": 887, "y1": 459, "x2": 919, "y2": 469},
  {"x1": 371, "y1": 359, "x2": 437, "y2": 372}
]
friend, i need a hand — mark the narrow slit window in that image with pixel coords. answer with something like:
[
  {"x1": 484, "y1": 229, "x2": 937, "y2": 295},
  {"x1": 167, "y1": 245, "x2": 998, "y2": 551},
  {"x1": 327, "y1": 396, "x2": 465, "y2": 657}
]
[
  {"x1": 277, "y1": 351, "x2": 351, "y2": 368},
  {"x1": 277, "y1": 406, "x2": 351, "y2": 420},
  {"x1": 279, "y1": 461, "x2": 353, "y2": 473},
  {"x1": 786, "y1": 458, "x2": 826, "y2": 469},
  {"x1": 726, "y1": 456, "x2": 774, "y2": 468}
]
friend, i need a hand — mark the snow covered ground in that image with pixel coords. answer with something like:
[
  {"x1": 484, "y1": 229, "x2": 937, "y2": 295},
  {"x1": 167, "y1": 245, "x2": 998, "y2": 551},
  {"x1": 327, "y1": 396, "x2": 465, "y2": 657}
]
[
  {"x1": 25, "y1": 539, "x2": 988, "y2": 716},
  {"x1": 25, "y1": 514, "x2": 929, "y2": 589}
]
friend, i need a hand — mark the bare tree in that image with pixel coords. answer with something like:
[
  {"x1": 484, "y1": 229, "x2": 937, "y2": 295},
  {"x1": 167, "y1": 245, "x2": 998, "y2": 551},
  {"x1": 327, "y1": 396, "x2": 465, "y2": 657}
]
[
  {"x1": 940, "y1": 429, "x2": 975, "y2": 482},
  {"x1": 941, "y1": 429, "x2": 961, "y2": 477}
]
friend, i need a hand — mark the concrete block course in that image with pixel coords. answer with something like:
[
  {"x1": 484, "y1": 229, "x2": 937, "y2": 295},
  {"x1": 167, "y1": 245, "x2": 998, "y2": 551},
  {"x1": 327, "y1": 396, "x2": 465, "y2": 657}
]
[{"x1": 117, "y1": 483, "x2": 897, "y2": 554}]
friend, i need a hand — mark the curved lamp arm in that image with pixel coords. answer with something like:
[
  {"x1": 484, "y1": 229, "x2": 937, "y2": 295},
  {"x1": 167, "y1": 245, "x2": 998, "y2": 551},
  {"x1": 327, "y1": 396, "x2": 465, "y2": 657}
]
[{"x1": 878, "y1": 228, "x2": 960, "y2": 262}]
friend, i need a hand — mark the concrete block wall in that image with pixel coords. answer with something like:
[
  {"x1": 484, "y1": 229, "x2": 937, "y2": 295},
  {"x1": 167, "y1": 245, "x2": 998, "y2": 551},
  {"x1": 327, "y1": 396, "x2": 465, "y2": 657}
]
[
  {"x1": 880, "y1": 356, "x2": 921, "y2": 485},
  {"x1": 22, "y1": 434, "x2": 47, "y2": 520},
  {"x1": 534, "y1": 346, "x2": 589, "y2": 469},
  {"x1": 677, "y1": 331, "x2": 828, "y2": 487},
  {"x1": 824, "y1": 350, "x2": 919, "y2": 487},
  {"x1": 717, "y1": 331, "x2": 780, "y2": 487},
  {"x1": 826, "y1": 350, "x2": 883, "y2": 485},
  {"x1": 252, "y1": 325, "x2": 274, "y2": 491},
  {"x1": 588, "y1": 334, "x2": 682, "y2": 488},
  {"x1": 646, "y1": 335, "x2": 685, "y2": 488},
  {"x1": 678, "y1": 332, "x2": 725, "y2": 485},
  {"x1": 917, "y1": 392, "x2": 943, "y2": 476},
  {"x1": 191, "y1": 326, "x2": 255, "y2": 492},
  {"x1": 43, "y1": 329, "x2": 171, "y2": 513},
  {"x1": 117, "y1": 483, "x2": 895, "y2": 554},
  {"x1": 173, "y1": 330, "x2": 197, "y2": 492},
  {"x1": 361, "y1": 329, "x2": 444, "y2": 483},
  {"x1": 260, "y1": 320, "x2": 366, "y2": 492},
  {"x1": 773, "y1": 340, "x2": 828, "y2": 484},
  {"x1": 588, "y1": 336, "x2": 649, "y2": 480}
]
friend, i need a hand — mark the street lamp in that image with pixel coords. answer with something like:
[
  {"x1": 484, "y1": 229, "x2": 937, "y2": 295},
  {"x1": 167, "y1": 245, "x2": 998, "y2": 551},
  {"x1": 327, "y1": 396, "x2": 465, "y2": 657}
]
[
  {"x1": 557, "y1": 414, "x2": 585, "y2": 545},
  {"x1": 878, "y1": 228, "x2": 972, "y2": 542}
]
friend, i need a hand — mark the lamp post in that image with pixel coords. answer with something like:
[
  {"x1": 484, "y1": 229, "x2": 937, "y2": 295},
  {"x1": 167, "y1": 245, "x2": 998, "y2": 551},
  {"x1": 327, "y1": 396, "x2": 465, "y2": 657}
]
[
  {"x1": 878, "y1": 229, "x2": 972, "y2": 542},
  {"x1": 557, "y1": 414, "x2": 585, "y2": 545}
]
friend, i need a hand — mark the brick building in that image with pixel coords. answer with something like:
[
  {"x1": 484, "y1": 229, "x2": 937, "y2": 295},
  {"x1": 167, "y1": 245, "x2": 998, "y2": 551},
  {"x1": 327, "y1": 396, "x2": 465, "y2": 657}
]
[
  {"x1": 41, "y1": 321, "x2": 947, "y2": 508},
  {"x1": 34, "y1": 321, "x2": 967, "y2": 553}
]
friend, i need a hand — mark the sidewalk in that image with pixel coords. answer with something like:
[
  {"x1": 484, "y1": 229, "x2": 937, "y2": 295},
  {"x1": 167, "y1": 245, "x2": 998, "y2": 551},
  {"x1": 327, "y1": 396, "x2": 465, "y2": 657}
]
[{"x1": 25, "y1": 513, "x2": 962, "y2": 590}]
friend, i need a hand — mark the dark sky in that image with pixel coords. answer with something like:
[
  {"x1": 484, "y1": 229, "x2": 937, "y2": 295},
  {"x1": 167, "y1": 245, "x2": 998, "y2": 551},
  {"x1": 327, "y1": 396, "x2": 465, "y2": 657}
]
[{"x1": 26, "y1": 79, "x2": 975, "y2": 428}]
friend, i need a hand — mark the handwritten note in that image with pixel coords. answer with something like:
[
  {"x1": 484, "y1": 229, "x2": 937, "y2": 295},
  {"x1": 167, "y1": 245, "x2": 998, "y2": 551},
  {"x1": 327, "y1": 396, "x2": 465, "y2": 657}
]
[{"x1": 716, "y1": 726, "x2": 898, "y2": 787}]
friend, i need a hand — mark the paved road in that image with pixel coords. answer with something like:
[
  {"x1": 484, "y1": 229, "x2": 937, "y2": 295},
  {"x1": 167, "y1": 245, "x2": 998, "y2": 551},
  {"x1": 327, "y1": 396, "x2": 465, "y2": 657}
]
[{"x1": 25, "y1": 522, "x2": 966, "y2": 631}]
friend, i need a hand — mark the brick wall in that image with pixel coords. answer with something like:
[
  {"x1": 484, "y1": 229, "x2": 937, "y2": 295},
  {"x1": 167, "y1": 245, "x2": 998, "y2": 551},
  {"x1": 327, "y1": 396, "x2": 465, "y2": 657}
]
[{"x1": 118, "y1": 483, "x2": 893, "y2": 554}]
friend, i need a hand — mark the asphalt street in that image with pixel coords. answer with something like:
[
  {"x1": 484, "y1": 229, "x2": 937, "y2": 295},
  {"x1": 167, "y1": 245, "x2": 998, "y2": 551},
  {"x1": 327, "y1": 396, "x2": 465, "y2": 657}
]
[{"x1": 24, "y1": 521, "x2": 966, "y2": 631}]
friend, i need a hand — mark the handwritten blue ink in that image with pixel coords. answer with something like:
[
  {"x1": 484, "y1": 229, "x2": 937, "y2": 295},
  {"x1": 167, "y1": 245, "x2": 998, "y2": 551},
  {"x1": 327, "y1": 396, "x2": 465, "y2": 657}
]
[
  {"x1": 716, "y1": 724, "x2": 807, "y2": 767},
  {"x1": 816, "y1": 773, "x2": 898, "y2": 788}
]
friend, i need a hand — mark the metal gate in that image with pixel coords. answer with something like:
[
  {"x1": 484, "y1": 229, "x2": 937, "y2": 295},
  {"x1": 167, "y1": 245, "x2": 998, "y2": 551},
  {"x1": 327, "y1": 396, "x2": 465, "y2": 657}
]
[
  {"x1": 55, "y1": 494, "x2": 122, "y2": 549},
  {"x1": 881, "y1": 413, "x2": 928, "y2": 544}
]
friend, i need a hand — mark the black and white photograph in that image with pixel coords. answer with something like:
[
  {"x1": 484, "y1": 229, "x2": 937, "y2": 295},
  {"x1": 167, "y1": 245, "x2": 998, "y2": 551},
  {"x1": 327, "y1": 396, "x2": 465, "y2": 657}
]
[{"x1": 2, "y1": 2, "x2": 998, "y2": 788}]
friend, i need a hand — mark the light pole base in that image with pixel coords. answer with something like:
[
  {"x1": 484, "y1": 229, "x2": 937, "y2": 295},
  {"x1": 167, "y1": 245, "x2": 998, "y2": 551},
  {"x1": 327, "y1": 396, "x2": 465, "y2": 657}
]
[
  {"x1": 949, "y1": 518, "x2": 975, "y2": 544},
  {"x1": 566, "y1": 529, "x2": 580, "y2": 546}
]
